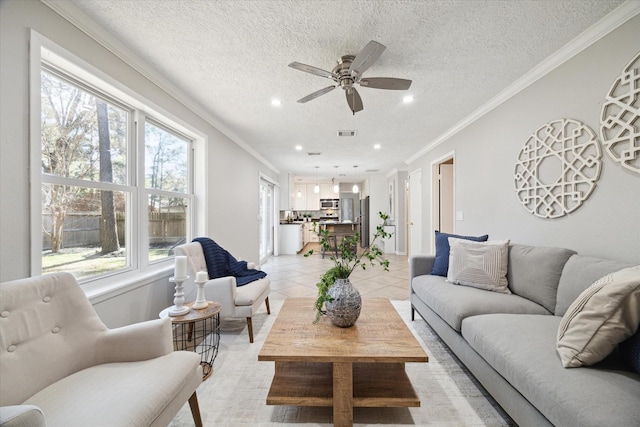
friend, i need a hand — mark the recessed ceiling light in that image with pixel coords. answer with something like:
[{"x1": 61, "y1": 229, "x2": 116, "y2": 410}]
[
  {"x1": 271, "y1": 98, "x2": 282, "y2": 106},
  {"x1": 403, "y1": 95, "x2": 414, "y2": 103},
  {"x1": 295, "y1": 145, "x2": 302, "y2": 150},
  {"x1": 374, "y1": 144, "x2": 381, "y2": 150}
]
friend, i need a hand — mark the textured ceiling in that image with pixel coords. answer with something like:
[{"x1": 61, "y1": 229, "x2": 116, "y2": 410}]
[{"x1": 53, "y1": 0, "x2": 624, "y2": 183}]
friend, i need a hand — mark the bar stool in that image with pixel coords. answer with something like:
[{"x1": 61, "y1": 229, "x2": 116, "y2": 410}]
[{"x1": 322, "y1": 234, "x2": 338, "y2": 258}]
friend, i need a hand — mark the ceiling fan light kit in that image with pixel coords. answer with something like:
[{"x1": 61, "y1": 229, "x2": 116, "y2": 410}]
[{"x1": 289, "y1": 40, "x2": 412, "y2": 115}]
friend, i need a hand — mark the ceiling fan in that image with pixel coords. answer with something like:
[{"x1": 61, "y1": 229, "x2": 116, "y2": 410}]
[{"x1": 289, "y1": 40, "x2": 412, "y2": 115}]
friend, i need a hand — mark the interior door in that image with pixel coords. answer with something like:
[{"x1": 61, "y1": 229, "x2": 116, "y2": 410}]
[
  {"x1": 439, "y1": 162, "x2": 454, "y2": 233},
  {"x1": 259, "y1": 178, "x2": 275, "y2": 264},
  {"x1": 408, "y1": 169, "x2": 422, "y2": 258}
]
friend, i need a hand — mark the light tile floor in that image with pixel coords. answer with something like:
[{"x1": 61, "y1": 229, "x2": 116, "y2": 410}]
[{"x1": 261, "y1": 244, "x2": 410, "y2": 302}]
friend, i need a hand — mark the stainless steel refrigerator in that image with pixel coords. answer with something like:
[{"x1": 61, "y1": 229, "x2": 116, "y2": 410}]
[{"x1": 360, "y1": 196, "x2": 370, "y2": 248}]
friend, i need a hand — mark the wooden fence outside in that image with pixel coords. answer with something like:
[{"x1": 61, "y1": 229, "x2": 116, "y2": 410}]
[{"x1": 42, "y1": 212, "x2": 186, "y2": 250}]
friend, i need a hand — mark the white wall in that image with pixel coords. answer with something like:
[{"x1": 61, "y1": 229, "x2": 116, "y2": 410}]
[
  {"x1": 408, "y1": 14, "x2": 640, "y2": 264},
  {"x1": 0, "y1": 0, "x2": 278, "y2": 326}
]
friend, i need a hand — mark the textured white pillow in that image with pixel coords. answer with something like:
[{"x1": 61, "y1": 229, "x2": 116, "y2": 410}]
[
  {"x1": 557, "y1": 266, "x2": 640, "y2": 368},
  {"x1": 447, "y1": 238, "x2": 511, "y2": 294}
]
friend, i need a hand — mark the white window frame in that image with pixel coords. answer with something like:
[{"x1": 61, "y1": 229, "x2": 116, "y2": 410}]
[{"x1": 30, "y1": 31, "x2": 204, "y2": 299}]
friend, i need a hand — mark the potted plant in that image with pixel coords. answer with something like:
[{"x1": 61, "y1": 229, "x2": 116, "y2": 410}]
[{"x1": 305, "y1": 211, "x2": 392, "y2": 326}]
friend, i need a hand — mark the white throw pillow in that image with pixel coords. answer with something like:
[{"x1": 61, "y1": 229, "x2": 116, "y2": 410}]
[
  {"x1": 557, "y1": 266, "x2": 640, "y2": 368},
  {"x1": 447, "y1": 238, "x2": 511, "y2": 294}
]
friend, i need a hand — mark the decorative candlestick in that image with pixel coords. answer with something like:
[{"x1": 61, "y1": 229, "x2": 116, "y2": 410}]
[
  {"x1": 192, "y1": 271, "x2": 209, "y2": 309},
  {"x1": 168, "y1": 276, "x2": 190, "y2": 316},
  {"x1": 174, "y1": 256, "x2": 187, "y2": 279}
]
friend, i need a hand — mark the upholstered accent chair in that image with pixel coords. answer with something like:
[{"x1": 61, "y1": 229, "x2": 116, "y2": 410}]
[
  {"x1": 175, "y1": 242, "x2": 271, "y2": 343},
  {"x1": 0, "y1": 272, "x2": 203, "y2": 427}
]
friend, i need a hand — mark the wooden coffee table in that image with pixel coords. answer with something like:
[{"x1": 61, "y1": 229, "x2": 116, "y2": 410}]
[{"x1": 258, "y1": 297, "x2": 428, "y2": 427}]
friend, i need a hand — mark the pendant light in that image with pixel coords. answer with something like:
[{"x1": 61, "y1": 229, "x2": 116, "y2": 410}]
[
  {"x1": 313, "y1": 166, "x2": 320, "y2": 193},
  {"x1": 352, "y1": 165, "x2": 359, "y2": 193},
  {"x1": 333, "y1": 166, "x2": 339, "y2": 193}
]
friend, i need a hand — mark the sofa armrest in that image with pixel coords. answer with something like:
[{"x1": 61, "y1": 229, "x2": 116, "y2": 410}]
[
  {"x1": 96, "y1": 318, "x2": 173, "y2": 364},
  {"x1": 205, "y1": 276, "x2": 236, "y2": 317},
  {"x1": 0, "y1": 405, "x2": 45, "y2": 427},
  {"x1": 410, "y1": 255, "x2": 436, "y2": 280}
]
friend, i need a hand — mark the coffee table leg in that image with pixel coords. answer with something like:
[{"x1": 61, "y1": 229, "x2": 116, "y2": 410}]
[{"x1": 333, "y1": 362, "x2": 353, "y2": 427}]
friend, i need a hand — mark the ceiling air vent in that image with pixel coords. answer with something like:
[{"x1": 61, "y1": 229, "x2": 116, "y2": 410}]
[
  {"x1": 337, "y1": 130, "x2": 357, "y2": 137},
  {"x1": 307, "y1": 152, "x2": 322, "y2": 156},
  {"x1": 365, "y1": 169, "x2": 379, "y2": 173}
]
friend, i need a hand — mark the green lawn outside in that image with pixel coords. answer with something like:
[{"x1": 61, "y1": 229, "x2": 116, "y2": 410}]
[{"x1": 42, "y1": 248, "x2": 170, "y2": 280}]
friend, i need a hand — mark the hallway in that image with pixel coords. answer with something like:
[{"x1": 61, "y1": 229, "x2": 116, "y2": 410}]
[{"x1": 261, "y1": 246, "x2": 410, "y2": 302}]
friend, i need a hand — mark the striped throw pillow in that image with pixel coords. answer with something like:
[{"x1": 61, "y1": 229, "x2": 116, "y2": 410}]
[{"x1": 447, "y1": 238, "x2": 511, "y2": 294}]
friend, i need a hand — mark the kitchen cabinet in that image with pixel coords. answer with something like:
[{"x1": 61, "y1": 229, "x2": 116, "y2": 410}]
[
  {"x1": 293, "y1": 184, "x2": 306, "y2": 211},
  {"x1": 319, "y1": 184, "x2": 335, "y2": 199},
  {"x1": 306, "y1": 185, "x2": 320, "y2": 210},
  {"x1": 307, "y1": 222, "x2": 320, "y2": 242},
  {"x1": 280, "y1": 224, "x2": 303, "y2": 254}
]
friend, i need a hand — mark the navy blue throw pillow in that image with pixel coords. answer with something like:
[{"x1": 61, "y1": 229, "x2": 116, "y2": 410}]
[
  {"x1": 431, "y1": 231, "x2": 489, "y2": 277},
  {"x1": 619, "y1": 328, "x2": 640, "y2": 373}
]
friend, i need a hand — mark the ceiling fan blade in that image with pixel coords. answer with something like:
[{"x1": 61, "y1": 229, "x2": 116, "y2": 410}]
[
  {"x1": 289, "y1": 62, "x2": 337, "y2": 80},
  {"x1": 350, "y1": 40, "x2": 386, "y2": 77},
  {"x1": 359, "y1": 77, "x2": 412, "y2": 90},
  {"x1": 297, "y1": 85, "x2": 336, "y2": 103},
  {"x1": 345, "y1": 87, "x2": 363, "y2": 114}
]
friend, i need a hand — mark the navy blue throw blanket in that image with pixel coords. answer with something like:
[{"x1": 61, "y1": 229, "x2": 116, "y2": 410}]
[{"x1": 193, "y1": 237, "x2": 267, "y2": 286}]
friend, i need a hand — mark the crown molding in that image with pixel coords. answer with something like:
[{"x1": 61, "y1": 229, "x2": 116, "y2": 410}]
[
  {"x1": 40, "y1": 0, "x2": 279, "y2": 175},
  {"x1": 404, "y1": 0, "x2": 640, "y2": 165}
]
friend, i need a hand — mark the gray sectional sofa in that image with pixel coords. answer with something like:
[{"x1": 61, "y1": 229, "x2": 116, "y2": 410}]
[{"x1": 410, "y1": 243, "x2": 640, "y2": 427}]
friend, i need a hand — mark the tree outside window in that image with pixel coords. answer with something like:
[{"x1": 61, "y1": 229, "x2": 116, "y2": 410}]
[{"x1": 40, "y1": 67, "x2": 192, "y2": 280}]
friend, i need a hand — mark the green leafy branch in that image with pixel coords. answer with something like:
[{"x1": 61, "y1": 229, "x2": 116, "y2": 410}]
[{"x1": 304, "y1": 211, "x2": 393, "y2": 323}]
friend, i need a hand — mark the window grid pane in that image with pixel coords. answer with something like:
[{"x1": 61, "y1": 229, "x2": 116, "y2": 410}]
[
  {"x1": 42, "y1": 184, "x2": 128, "y2": 279},
  {"x1": 145, "y1": 121, "x2": 189, "y2": 193},
  {"x1": 148, "y1": 194, "x2": 188, "y2": 261}
]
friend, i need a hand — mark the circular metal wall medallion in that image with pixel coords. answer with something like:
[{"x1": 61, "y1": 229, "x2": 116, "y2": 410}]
[
  {"x1": 600, "y1": 51, "x2": 640, "y2": 175},
  {"x1": 514, "y1": 119, "x2": 602, "y2": 219}
]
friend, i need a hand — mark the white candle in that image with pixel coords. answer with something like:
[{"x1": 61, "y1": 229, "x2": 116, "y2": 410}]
[
  {"x1": 195, "y1": 271, "x2": 208, "y2": 283},
  {"x1": 174, "y1": 256, "x2": 187, "y2": 279}
]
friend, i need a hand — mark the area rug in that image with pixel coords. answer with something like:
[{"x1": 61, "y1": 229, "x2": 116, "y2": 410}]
[{"x1": 168, "y1": 299, "x2": 516, "y2": 426}]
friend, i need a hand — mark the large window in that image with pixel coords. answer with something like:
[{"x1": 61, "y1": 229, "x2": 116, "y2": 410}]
[{"x1": 38, "y1": 55, "x2": 194, "y2": 282}]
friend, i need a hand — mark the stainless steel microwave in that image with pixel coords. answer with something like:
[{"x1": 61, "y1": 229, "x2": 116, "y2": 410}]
[{"x1": 320, "y1": 199, "x2": 339, "y2": 209}]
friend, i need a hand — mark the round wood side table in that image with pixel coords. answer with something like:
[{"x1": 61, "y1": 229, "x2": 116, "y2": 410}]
[{"x1": 160, "y1": 301, "x2": 222, "y2": 381}]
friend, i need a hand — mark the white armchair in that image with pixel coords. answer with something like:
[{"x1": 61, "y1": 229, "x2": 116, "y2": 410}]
[
  {"x1": 0, "y1": 272, "x2": 203, "y2": 427},
  {"x1": 175, "y1": 242, "x2": 271, "y2": 343}
]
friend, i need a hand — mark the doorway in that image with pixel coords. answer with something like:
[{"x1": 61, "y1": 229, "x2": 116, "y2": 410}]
[
  {"x1": 259, "y1": 177, "x2": 276, "y2": 264},
  {"x1": 431, "y1": 153, "x2": 455, "y2": 251}
]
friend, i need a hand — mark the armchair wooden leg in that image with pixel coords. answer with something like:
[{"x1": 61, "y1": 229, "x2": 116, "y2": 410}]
[
  {"x1": 265, "y1": 296, "x2": 271, "y2": 314},
  {"x1": 188, "y1": 392, "x2": 203, "y2": 427},
  {"x1": 246, "y1": 317, "x2": 254, "y2": 343}
]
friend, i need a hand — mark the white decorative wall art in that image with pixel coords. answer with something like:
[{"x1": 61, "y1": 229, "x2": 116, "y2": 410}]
[
  {"x1": 514, "y1": 119, "x2": 602, "y2": 219},
  {"x1": 600, "y1": 51, "x2": 640, "y2": 175}
]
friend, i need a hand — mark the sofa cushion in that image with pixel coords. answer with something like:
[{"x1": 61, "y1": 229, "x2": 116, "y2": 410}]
[
  {"x1": 462, "y1": 314, "x2": 640, "y2": 427},
  {"x1": 448, "y1": 239, "x2": 511, "y2": 294},
  {"x1": 411, "y1": 274, "x2": 549, "y2": 332},
  {"x1": 557, "y1": 266, "x2": 640, "y2": 368},
  {"x1": 24, "y1": 351, "x2": 201, "y2": 427},
  {"x1": 431, "y1": 231, "x2": 488, "y2": 277},
  {"x1": 507, "y1": 244, "x2": 576, "y2": 312},
  {"x1": 555, "y1": 255, "x2": 634, "y2": 316}
]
